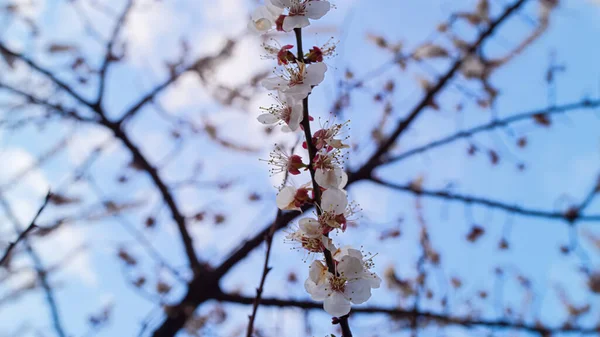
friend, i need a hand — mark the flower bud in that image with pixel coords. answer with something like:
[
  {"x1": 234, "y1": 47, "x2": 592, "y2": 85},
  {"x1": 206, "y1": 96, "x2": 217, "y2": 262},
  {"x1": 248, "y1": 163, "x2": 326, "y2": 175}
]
[{"x1": 306, "y1": 46, "x2": 324, "y2": 63}]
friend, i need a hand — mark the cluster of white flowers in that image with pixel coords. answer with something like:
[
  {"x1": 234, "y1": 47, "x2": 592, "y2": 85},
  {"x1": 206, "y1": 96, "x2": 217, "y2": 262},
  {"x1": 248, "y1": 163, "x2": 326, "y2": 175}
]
[{"x1": 250, "y1": 0, "x2": 381, "y2": 318}]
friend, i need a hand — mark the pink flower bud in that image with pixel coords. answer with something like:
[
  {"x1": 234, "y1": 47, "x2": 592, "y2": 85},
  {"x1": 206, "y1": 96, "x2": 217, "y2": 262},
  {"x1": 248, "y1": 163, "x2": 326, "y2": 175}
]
[
  {"x1": 277, "y1": 44, "x2": 296, "y2": 65},
  {"x1": 306, "y1": 46, "x2": 324, "y2": 63},
  {"x1": 288, "y1": 154, "x2": 305, "y2": 175},
  {"x1": 275, "y1": 15, "x2": 286, "y2": 31}
]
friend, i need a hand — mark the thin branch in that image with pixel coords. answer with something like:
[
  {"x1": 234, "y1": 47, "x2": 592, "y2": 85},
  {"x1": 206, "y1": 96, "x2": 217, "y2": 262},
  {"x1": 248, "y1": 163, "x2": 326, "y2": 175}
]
[
  {"x1": 0, "y1": 43, "x2": 94, "y2": 109},
  {"x1": 215, "y1": 292, "x2": 600, "y2": 336},
  {"x1": 117, "y1": 39, "x2": 236, "y2": 124},
  {"x1": 0, "y1": 223, "x2": 36, "y2": 266},
  {"x1": 215, "y1": 209, "x2": 303, "y2": 279},
  {"x1": 294, "y1": 27, "x2": 352, "y2": 337},
  {"x1": 96, "y1": 0, "x2": 134, "y2": 104},
  {"x1": 369, "y1": 177, "x2": 600, "y2": 222},
  {"x1": 245, "y1": 210, "x2": 281, "y2": 337},
  {"x1": 98, "y1": 117, "x2": 203, "y2": 274},
  {"x1": 384, "y1": 98, "x2": 600, "y2": 165},
  {"x1": 352, "y1": 0, "x2": 530, "y2": 180},
  {"x1": 574, "y1": 172, "x2": 600, "y2": 215},
  {"x1": 0, "y1": 193, "x2": 51, "y2": 266},
  {"x1": 0, "y1": 82, "x2": 97, "y2": 122},
  {"x1": 0, "y1": 192, "x2": 67, "y2": 337}
]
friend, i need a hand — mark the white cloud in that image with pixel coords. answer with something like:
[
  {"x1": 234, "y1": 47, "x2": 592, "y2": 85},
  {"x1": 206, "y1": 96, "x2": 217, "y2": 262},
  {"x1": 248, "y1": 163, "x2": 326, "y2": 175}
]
[
  {"x1": 0, "y1": 148, "x2": 49, "y2": 198},
  {"x1": 159, "y1": 72, "x2": 211, "y2": 113},
  {"x1": 67, "y1": 126, "x2": 113, "y2": 165}
]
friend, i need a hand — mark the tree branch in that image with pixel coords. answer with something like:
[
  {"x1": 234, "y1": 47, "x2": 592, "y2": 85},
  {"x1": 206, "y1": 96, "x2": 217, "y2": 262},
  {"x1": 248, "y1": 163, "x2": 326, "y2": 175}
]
[
  {"x1": 98, "y1": 117, "x2": 203, "y2": 274},
  {"x1": 117, "y1": 39, "x2": 236, "y2": 124},
  {"x1": 96, "y1": 0, "x2": 134, "y2": 105},
  {"x1": 352, "y1": 0, "x2": 530, "y2": 181},
  {"x1": 294, "y1": 27, "x2": 352, "y2": 336},
  {"x1": 216, "y1": 292, "x2": 600, "y2": 336},
  {"x1": 0, "y1": 192, "x2": 51, "y2": 267},
  {"x1": 0, "y1": 82, "x2": 97, "y2": 122},
  {"x1": 0, "y1": 43, "x2": 94, "y2": 109},
  {"x1": 245, "y1": 210, "x2": 281, "y2": 337},
  {"x1": 369, "y1": 177, "x2": 600, "y2": 222},
  {"x1": 0, "y1": 192, "x2": 67, "y2": 337},
  {"x1": 383, "y1": 98, "x2": 600, "y2": 166}
]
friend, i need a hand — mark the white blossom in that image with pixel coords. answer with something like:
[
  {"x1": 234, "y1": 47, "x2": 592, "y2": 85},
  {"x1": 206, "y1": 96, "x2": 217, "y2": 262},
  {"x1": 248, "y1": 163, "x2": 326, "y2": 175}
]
[
  {"x1": 311, "y1": 121, "x2": 350, "y2": 151},
  {"x1": 315, "y1": 167, "x2": 347, "y2": 190},
  {"x1": 306, "y1": 188, "x2": 359, "y2": 233},
  {"x1": 248, "y1": 3, "x2": 283, "y2": 33},
  {"x1": 262, "y1": 62, "x2": 327, "y2": 100},
  {"x1": 312, "y1": 150, "x2": 347, "y2": 189},
  {"x1": 257, "y1": 93, "x2": 303, "y2": 132},
  {"x1": 287, "y1": 219, "x2": 334, "y2": 253},
  {"x1": 270, "y1": 0, "x2": 331, "y2": 32},
  {"x1": 304, "y1": 250, "x2": 381, "y2": 317},
  {"x1": 276, "y1": 183, "x2": 311, "y2": 211},
  {"x1": 261, "y1": 146, "x2": 305, "y2": 175}
]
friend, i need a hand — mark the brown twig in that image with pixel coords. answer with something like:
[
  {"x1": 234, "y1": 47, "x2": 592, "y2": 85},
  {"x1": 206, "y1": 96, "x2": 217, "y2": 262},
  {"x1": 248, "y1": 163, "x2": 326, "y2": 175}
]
[
  {"x1": 0, "y1": 192, "x2": 66, "y2": 337},
  {"x1": 368, "y1": 176, "x2": 600, "y2": 222},
  {"x1": 215, "y1": 292, "x2": 600, "y2": 336},
  {"x1": 0, "y1": 191, "x2": 51, "y2": 267},
  {"x1": 245, "y1": 210, "x2": 281, "y2": 337},
  {"x1": 96, "y1": 0, "x2": 134, "y2": 105},
  {"x1": 383, "y1": 98, "x2": 600, "y2": 166},
  {"x1": 352, "y1": 0, "x2": 530, "y2": 181},
  {"x1": 294, "y1": 27, "x2": 353, "y2": 337}
]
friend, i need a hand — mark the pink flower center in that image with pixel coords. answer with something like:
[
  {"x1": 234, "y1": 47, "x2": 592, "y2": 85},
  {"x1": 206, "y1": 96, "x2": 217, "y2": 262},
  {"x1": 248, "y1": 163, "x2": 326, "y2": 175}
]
[
  {"x1": 289, "y1": 1, "x2": 307, "y2": 16},
  {"x1": 329, "y1": 276, "x2": 346, "y2": 292},
  {"x1": 281, "y1": 106, "x2": 292, "y2": 123},
  {"x1": 287, "y1": 155, "x2": 305, "y2": 175},
  {"x1": 301, "y1": 237, "x2": 324, "y2": 253},
  {"x1": 294, "y1": 188, "x2": 310, "y2": 207},
  {"x1": 313, "y1": 153, "x2": 334, "y2": 171}
]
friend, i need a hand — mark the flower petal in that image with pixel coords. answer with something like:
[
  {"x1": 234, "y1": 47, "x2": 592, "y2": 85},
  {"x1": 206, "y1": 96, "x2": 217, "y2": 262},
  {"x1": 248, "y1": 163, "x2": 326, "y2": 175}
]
[
  {"x1": 321, "y1": 188, "x2": 348, "y2": 214},
  {"x1": 344, "y1": 279, "x2": 372, "y2": 304},
  {"x1": 338, "y1": 255, "x2": 364, "y2": 279},
  {"x1": 315, "y1": 168, "x2": 338, "y2": 189},
  {"x1": 308, "y1": 260, "x2": 328, "y2": 284},
  {"x1": 257, "y1": 113, "x2": 280, "y2": 125},
  {"x1": 276, "y1": 186, "x2": 296, "y2": 210},
  {"x1": 269, "y1": 0, "x2": 291, "y2": 8},
  {"x1": 261, "y1": 76, "x2": 285, "y2": 90},
  {"x1": 266, "y1": 1, "x2": 285, "y2": 14},
  {"x1": 306, "y1": 0, "x2": 331, "y2": 19},
  {"x1": 283, "y1": 15, "x2": 310, "y2": 31},
  {"x1": 299, "y1": 218, "x2": 321, "y2": 237},
  {"x1": 286, "y1": 102, "x2": 304, "y2": 131},
  {"x1": 367, "y1": 272, "x2": 382, "y2": 289},
  {"x1": 305, "y1": 278, "x2": 329, "y2": 301},
  {"x1": 336, "y1": 168, "x2": 348, "y2": 189},
  {"x1": 282, "y1": 83, "x2": 311, "y2": 100},
  {"x1": 324, "y1": 291, "x2": 351, "y2": 317},
  {"x1": 305, "y1": 62, "x2": 327, "y2": 86}
]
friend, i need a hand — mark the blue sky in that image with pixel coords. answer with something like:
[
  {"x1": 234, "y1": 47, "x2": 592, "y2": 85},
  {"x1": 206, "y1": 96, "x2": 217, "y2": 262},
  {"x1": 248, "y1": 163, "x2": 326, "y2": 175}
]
[{"x1": 1, "y1": 0, "x2": 600, "y2": 336}]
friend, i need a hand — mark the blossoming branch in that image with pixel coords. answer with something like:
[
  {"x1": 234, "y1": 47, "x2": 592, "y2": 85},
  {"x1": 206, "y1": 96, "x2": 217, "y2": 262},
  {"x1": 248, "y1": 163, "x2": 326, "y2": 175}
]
[{"x1": 249, "y1": 1, "x2": 381, "y2": 336}]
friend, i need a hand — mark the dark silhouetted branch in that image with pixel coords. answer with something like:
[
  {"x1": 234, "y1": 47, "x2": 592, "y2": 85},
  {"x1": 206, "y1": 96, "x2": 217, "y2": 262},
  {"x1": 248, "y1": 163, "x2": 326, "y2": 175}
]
[
  {"x1": 369, "y1": 177, "x2": 600, "y2": 222},
  {"x1": 245, "y1": 210, "x2": 281, "y2": 337},
  {"x1": 0, "y1": 82, "x2": 97, "y2": 122},
  {"x1": 0, "y1": 192, "x2": 51, "y2": 267},
  {"x1": 0, "y1": 192, "x2": 67, "y2": 337},
  {"x1": 352, "y1": 0, "x2": 530, "y2": 181},
  {"x1": 216, "y1": 293, "x2": 600, "y2": 336},
  {"x1": 98, "y1": 117, "x2": 203, "y2": 274},
  {"x1": 0, "y1": 43, "x2": 94, "y2": 109},
  {"x1": 117, "y1": 39, "x2": 236, "y2": 124},
  {"x1": 96, "y1": 0, "x2": 134, "y2": 104},
  {"x1": 384, "y1": 99, "x2": 600, "y2": 165}
]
